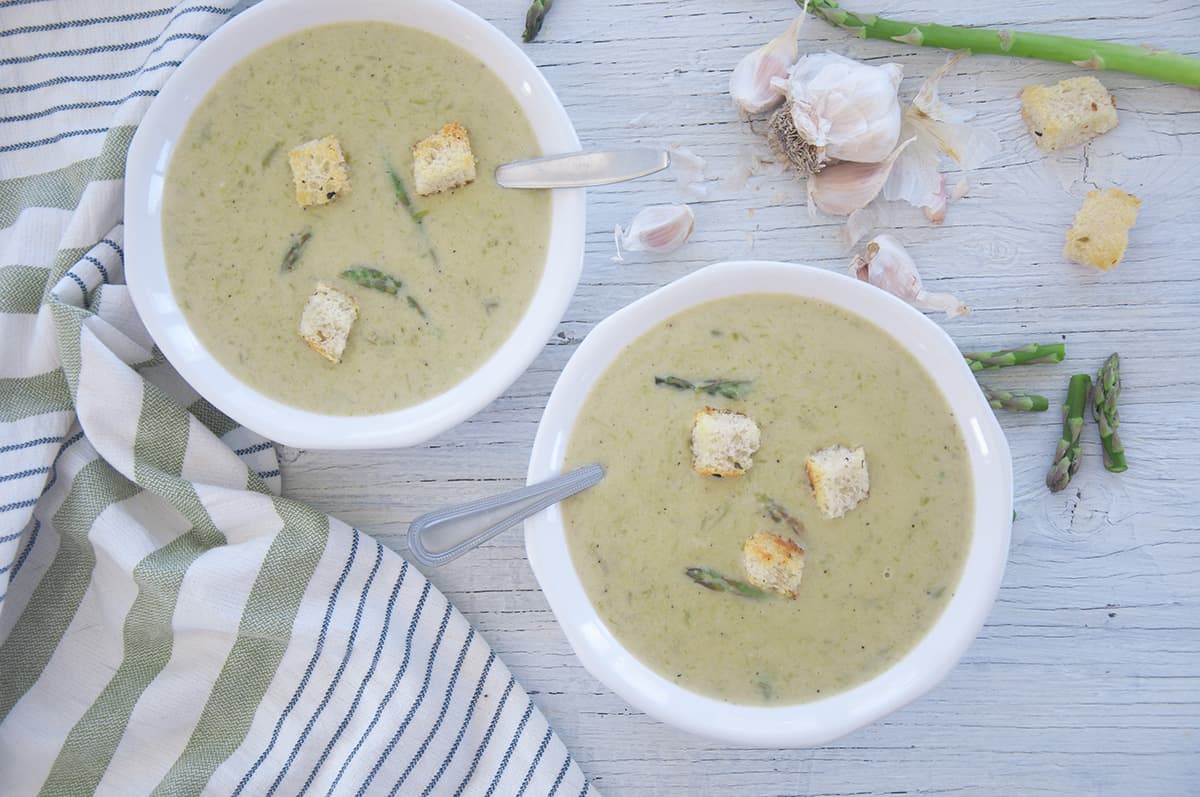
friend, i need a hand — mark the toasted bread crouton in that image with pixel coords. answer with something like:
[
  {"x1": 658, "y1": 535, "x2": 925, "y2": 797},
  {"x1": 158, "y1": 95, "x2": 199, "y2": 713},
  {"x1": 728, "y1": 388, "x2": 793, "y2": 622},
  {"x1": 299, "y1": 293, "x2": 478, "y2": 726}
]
[
  {"x1": 299, "y1": 282, "x2": 359, "y2": 363},
  {"x1": 412, "y1": 122, "x2": 477, "y2": 196},
  {"x1": 1020, "y1": 76, "x2": 1118, "y2": 152},
  {"x1": 288, "y1": 135, "x2": 352, "y2": 207},
  {"x1": 805, "y1": 445, "x2": 869, "y2": 519},
  {"x1": 742, "y1": 531, "x2": 805, "y2": 599},
  {"x1": 691, "y1": 407, "x2": 760, "y2": 478},
  {"x1": 1064, "y1": 187, "x2": 1141, "y2": 271}
]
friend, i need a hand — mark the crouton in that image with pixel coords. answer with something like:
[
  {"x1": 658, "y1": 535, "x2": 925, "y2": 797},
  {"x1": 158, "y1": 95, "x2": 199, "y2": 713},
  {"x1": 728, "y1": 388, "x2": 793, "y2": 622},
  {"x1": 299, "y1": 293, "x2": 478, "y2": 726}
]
[
  {"x1": 412, "y1": 122, "x2": 477, "y2": 196},
  {"x1": 1020, "y1": 76, "x2": 1118, "y2": 152},
  {"x1": 805, "y1": 445, "x2": 869, "y2": 519},
  {"x1": 742, "y1": 531, "x2": 805, "y2": 599},
  {"x1": 1064, "y1": 187, "x2": 1141, "y2": 271},
  {"x1": 691, "y1": 407, "x2": 761, "y2": 478},
  {"x1": 287, "y1": 135, "x2": 352, "y2": 207},
  {"x1": 299, "y1": 282, "x2": 359, "y2": 363}
]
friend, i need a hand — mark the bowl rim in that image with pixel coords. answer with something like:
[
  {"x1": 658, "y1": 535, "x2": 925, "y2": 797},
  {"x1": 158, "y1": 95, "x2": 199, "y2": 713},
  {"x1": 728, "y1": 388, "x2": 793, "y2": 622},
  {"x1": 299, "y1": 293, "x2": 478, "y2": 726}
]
[
  {"x1": 123, "y1": 0, "x2": 584, "y2": 449},
  {"x1": 525, "y1": 260, "x2": 1013, "y2": 747}
]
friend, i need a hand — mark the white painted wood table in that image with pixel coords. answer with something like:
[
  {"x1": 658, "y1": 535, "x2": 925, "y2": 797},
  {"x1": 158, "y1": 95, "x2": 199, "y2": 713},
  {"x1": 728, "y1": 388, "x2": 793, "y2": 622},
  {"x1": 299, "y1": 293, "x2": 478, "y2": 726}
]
[{"x1": 275, "y1": 2, "x2": 1200, "y2": 793}]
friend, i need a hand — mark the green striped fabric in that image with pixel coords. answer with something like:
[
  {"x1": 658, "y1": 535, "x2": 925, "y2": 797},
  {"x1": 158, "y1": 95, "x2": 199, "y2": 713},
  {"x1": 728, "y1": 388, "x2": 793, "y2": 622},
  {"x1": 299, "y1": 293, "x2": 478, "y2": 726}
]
[{"x1": 0, "y1": 3, "x2": 594, "y2": 795}]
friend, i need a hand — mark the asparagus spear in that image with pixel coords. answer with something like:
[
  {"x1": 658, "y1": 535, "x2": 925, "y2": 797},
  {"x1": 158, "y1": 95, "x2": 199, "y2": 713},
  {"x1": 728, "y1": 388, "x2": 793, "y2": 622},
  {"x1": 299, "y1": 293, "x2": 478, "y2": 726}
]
[
  {"x1": 342, "y1": 266, "x2": 403, "y2": 296},
  {"x1": 279, "y1": 229, "x2": 312, "y2": 272},
  {"x1": 980, "y1": 385, "x2": 1050, "y2": 413},
  {"x1": 756, "y1": 495, "x2": 805, "y2": 536},
  {"x1": 1046, "y1": 373, "x2": 1091, "y2": 492},
  {"x1": 386, "y1": 166, "x2": 440, "y2": 268},
  {"x1": 655, "y1": 375, "x2": 753, "y2": 399},
  {"x1": 686, "y1": 567, "x2": 770, "y2": 599},
  {"x1": 799, "y1": 0, "x2": 1200, "y2": 87},
  {"x1": 523, "y1": 0, "x2": 554, "y2": 42},
  {"x1": 1092, "y1": 353, "x2": 1127, "y2": 473},
  {"x1": 962, "y1": 343, "x2": 1065, "y2": 372}
]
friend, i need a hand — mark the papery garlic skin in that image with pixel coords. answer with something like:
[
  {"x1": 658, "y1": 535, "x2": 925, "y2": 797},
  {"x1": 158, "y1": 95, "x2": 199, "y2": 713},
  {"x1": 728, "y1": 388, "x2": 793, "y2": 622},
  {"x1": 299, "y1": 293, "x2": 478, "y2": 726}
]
[
  {"x1": 884, "y1": 53, "x2": 1000, "y2": 214},
  {"x1": 730, "y1": 16, "x2": 805, "y2": 115},
  {"x1": 613, "y1": 204, "x2": 696, "y2": 262},
  {"x1": 849, "y1": 234, "x2": 969, "y2": 318},
  {"x1": 779, "y1": 52, "x2": 903, "y2": 164}
]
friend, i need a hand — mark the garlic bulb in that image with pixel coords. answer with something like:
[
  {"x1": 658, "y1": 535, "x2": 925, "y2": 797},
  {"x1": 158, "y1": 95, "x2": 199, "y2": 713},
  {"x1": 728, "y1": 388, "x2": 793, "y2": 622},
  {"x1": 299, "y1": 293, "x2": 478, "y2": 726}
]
[
  {"x1": 613, "y1": 204, "x2": 695, "y2": 262},
  {"x1": 730, "y1": 16, "x2": 805, "y2": 115},
  {"x1": 774, "y1": 52, "x2": 903, "y2": 164},
  {"x1": 807, "y1": 137, "x2": 912, "y2": 216},
  {"x1": 848, "y1": 234, "x2": 968, "y2": 318}
]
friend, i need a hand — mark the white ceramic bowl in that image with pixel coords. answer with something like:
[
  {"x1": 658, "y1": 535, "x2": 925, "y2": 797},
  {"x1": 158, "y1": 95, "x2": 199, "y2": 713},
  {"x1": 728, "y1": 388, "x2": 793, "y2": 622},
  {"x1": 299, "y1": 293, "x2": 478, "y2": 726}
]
[
  {"x1": 124, "y1": 0, "x2": 584, "y2": 449},
  {"x1": 526, "y1": 261, "x2": 1013, "y2": 747}
]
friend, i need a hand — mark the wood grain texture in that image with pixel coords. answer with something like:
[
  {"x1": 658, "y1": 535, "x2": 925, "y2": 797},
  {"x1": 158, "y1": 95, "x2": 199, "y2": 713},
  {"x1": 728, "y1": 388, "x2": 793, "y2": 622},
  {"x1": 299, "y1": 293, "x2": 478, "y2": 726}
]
[{"x1": 274, "y1": 2, "x2": 1200, "y2": 794}]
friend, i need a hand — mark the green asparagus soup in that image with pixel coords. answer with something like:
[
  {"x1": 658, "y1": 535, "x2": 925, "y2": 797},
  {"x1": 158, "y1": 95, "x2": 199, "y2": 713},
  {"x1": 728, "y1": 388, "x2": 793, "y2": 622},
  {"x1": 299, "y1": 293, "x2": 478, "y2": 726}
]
[
  {"x1": 561, "y1": 293, "x2": 973, "y2": 705},
  {"x1": 162, "y1": 22, "x2": 550, "y2": 415}
]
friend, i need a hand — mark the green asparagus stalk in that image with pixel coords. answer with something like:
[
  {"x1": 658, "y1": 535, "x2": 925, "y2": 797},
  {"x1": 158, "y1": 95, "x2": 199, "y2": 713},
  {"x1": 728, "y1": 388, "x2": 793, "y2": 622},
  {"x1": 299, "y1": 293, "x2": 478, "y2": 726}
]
[
  {"x1": 800, "y1": 0, "x2": 1200, "y2": 87},
  {"x1": 279, "y1": 229, "x2": 312, "y2": 272},
  {"x1": 980, "y1": 385, "x2": 1050, "y2": 412},
  {"x1": 523, "y1": 0, "x2": 554, "y2": 43},
  {"x1": 655, "y1": 375, "x2": 753, "y2": 399},
  {"x1": 386, "y1": 166, "x2": 439, "y2": 268},
  {"x1": 1046, "y1": 373, "x2": 1091, "y2": 492},
  {"x1": 1092, "y1": 353, "x2": 1127, "y2": 473},
  {"x1": 756, "y1": 495, "x2": 805, "y2": 536},
  {"x1": 962, "y1": 343, "x2": 1065, "y2": 372},
  {"x1": 342, "y1": 266, "x2": 403, "y2": 296},
  {"x1": 686, "y1": 567, "x2": 770, "y2": 599}
]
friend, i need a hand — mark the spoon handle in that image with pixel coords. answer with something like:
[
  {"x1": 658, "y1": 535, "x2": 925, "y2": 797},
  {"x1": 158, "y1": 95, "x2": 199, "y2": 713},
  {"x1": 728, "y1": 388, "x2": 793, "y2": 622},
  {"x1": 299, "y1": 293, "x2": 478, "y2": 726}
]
[
  {"x1": 407, "y1": 463, "x2": 604, "y2": 568},
  {"x1": 495, "y1": 149, "x2": 670, "y2": 188}
]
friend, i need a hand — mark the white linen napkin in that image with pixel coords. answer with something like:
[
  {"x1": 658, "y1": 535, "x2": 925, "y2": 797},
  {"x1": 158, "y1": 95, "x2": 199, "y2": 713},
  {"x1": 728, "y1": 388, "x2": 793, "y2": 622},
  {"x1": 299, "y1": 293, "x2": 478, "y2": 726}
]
[{"x1": 0, "y1": 3, "x2": 594, "y2": 794}]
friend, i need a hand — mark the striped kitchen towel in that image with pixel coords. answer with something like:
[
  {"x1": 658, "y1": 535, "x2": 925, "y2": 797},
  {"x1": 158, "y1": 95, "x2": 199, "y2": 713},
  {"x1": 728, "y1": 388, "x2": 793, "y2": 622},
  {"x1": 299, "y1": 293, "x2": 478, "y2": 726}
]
[{"x1": 0, "y1": 2, "x2": 594, "y2": 795}]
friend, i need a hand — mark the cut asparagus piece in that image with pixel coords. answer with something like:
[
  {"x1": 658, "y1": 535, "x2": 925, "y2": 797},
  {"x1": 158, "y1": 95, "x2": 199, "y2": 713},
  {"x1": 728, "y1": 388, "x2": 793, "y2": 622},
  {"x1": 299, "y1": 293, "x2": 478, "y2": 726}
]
[
  {"x1": 1092, "y1": 353, "x2": 1127, "y2": 473},
  {"x1": 981, "y1": 385, "x2": 1050, "y2": 412},
  {"x1": 1046, "y1": 373, "x2": 1091, "y2": 492},
  {"x1": 386, "y1": 165, "x2": 439, "y2": 268},
  {"x1": 799, "y1": 0, "x2": 1200, "y2": 87},
  {"x1": 279, "y1": 229, "x2": 312, "y2": 272},
  {"x1": 756, "y1": 494, "x2": 805, "y2": 536},
  {"x1": 342, "y1": 266, "x2": 403, "y2": 296},
  {"x1": 685, "y1": 567, "x2": 770, "y2": 600},
  {"x1": 654, "y1": 375, "x2": 753, "y2": 399},
  {"x1": 962, "y1": 343, "x2": 1065, "y2": 372},
  {"x1": 523, "y1": 0, "x2": 554, "y2": 42}
]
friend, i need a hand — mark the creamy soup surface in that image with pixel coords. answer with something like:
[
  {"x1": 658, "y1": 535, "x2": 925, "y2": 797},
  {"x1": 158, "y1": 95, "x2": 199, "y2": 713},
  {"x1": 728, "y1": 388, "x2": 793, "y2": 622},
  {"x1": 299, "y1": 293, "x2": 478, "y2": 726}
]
[
  {"x1": 561, "y1": 293, "x2": 973, "y2": 705},
  {"x1": 163, "y1": 22, "x2": 550, "y2": 415}
]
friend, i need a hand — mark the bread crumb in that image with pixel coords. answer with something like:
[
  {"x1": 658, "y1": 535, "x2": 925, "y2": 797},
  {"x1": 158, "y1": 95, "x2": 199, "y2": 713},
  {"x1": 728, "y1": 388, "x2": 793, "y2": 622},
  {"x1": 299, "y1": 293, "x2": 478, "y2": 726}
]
[
  {"x1": 805, "y1": 445, "x2": 869, "y2": 519},
  {"x1": 1064, "y1": 187, "x2": 1141, "y2": 271},
  {"x1": 1020, "y1": 76, "x2": 1118, "y2": 152},
  {"x1": 412, "y1": 122, "x2": 477, "y2": 196},
  {"x1": 299, "y1": 282, "x2": 359, "y2": 363},
  {"x1": 742, "y1": 531, "x2": 805, "y2": 599},
  {"x1": 691, "y1": 407, "x2": 761, "y2": 478},
  {"x1": 287, "y1": 135, "x2": 352, "y2": 207}
]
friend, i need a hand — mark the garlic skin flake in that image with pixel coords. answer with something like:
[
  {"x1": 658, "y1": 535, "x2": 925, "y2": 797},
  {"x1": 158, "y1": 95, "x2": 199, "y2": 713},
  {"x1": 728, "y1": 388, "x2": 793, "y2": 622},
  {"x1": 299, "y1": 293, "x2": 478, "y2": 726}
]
[
  {"x1": 613, "y1": 204, "x2": 696, "y2": 262},
  {"x1": 883, "y1": 53, "x2": 1000, "y2": 214},
  {"x1": 849, "y1": 234, "x2": 968, "y2": 318},
  {"x1": 777, "y1": 52, "x2": 903, "y2": 164},
  {"x1": 730, "y1": 16, "x2": 806, "y2": 115}
]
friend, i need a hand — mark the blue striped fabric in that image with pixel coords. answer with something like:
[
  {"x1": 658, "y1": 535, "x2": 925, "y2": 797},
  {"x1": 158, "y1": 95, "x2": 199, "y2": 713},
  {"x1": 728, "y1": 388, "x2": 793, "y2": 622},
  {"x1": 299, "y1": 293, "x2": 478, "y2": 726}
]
[{"x1": 0, "y1": 2, "x2": 597, "y2": 794}]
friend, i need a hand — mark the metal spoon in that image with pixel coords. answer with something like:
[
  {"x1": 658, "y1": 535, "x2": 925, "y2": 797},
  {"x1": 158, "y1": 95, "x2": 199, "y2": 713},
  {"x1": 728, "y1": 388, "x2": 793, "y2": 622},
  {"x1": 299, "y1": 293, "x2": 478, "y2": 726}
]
[
  {"x1": 495, "y1": 148, "x2": 670, "y2": 188},
  {"x1": 407, "y1": 463, "x2": 604, "y2": 568}
]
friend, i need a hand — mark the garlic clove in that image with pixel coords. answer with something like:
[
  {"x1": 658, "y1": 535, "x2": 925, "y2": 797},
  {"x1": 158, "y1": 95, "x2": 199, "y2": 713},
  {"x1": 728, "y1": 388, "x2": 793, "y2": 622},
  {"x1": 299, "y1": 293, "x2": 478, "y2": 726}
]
[
  {"x1": 807, "y1": 137, "x2": 913, "y2": 216},
  {"x1": 613, "y1": 204, "x2": 696, "y2": 262},
  {"x1": 730, "y1": 16, "x2": 805, "y2": 115},
  {"x1": 785, "y1": 52, "x2": 903, "y2": 164},
  {"x1": 849, "y1": 234, "x2": 968, "y2": 318}
]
